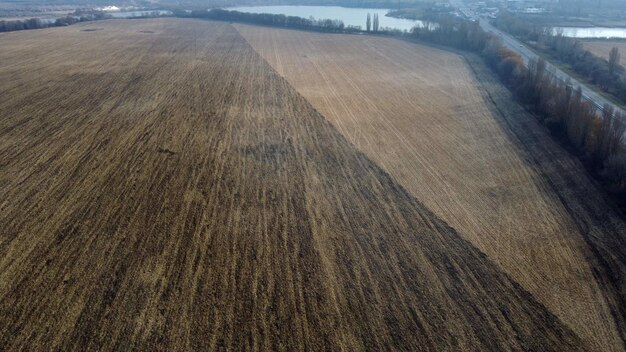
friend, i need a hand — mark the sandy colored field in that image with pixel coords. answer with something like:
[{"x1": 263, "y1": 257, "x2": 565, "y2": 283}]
[
  {"x1": 0, "y1": 19, "x2": 590, "y2": 350},
  {"x1": 237, "y1": 25, "x2": 626, "y2": 351},
  {"x1": 583, "y1": 39, "x2": 626, "y2": 59}
]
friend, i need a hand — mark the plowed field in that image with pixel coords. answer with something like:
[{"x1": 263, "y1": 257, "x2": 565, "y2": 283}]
[{"x1": 0, "y1": 18, "x2": 623, "y2": 351}]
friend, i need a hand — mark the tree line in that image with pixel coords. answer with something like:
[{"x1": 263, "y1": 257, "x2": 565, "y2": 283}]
[
  {"x1": 411, "y1": 17, "x2": 626, "y2": 198},
  {"x1": 0, "y1": 18, "x2": 49, "y2": 32},
  {"x1": 180, "y1": 9, "x2": 355, "y2": 33},
  {"x1": 178, "y1": 9, "x2": 403, "y2": 35},
  {"x1": 0, "y1": 11, "x2": 111, "y2": 33}
]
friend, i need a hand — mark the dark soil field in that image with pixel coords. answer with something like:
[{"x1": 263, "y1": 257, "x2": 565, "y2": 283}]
[{"x1": 0, "y1": 18, "x2": 622, "y2": 350}]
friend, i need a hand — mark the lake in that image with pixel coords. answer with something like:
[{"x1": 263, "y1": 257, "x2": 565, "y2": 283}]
[
  {"x1": 226, "y1": 6, "x2": 426, "y2": 31},
  {"x1": 555, "y1": 26, "x2": 626, "y2": 38}
]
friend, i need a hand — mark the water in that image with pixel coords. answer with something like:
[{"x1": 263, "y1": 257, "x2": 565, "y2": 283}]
[
  {"x1": 226, "y1": 6, "x2": 427, "y2": 31},
  {"x1": 554, "y1": 26, "x2": 626, "y2": 38}
]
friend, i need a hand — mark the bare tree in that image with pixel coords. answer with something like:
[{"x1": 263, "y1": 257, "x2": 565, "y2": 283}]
[
  {"x1": 366, "y1": 13, "x2": 371, "y2": 32},
  {"x1": 560, "y1": 86, "x2": 595, "y2": 150},
  {"x1": 609, "y1": 47, "x2": 620, "y2": 75},
  {"x1": 596, "y1": 104, "x2": 626, "y2": 161},
  {"x1": 555, "y1": 79, "x2": 573, "y2": 124},
  {"x1": 373, "y1": 13, "x2": 379, "y2": 32}
]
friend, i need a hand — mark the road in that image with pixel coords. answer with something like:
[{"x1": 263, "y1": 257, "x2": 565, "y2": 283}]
[
  {"x1": 449, "y1": 0, "x2": 621, "y2": 114},
  {"x1": 478, "y1": 19, "x2": 617, "y2": 112}
]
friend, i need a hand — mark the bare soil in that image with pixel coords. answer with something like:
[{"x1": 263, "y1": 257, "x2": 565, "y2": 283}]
[{"x1": 0, "y1": 18, "x2": 619, "y2": 350}]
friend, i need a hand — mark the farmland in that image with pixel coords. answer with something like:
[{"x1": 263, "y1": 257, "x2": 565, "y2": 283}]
[
  {"x1": 237, "y1": 25, "x2": 626, "y2": 351},
  {"x1": 583, "y1": 39, "x2": 626, "y2": 59},
  {"x1": 0, "y1": 18, "x2": 623, "y2": 350}
]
